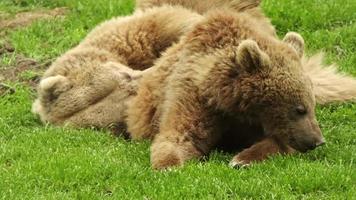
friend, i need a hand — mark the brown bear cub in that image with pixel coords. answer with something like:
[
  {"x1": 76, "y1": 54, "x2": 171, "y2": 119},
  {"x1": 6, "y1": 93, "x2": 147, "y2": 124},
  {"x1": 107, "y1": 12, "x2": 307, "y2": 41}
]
[
  {"x1": 126, "y1": 10, "x2": 325, "y2": 169},
  {"x1": 32, "y1": 6, "x2": 203, "y2": 130}
]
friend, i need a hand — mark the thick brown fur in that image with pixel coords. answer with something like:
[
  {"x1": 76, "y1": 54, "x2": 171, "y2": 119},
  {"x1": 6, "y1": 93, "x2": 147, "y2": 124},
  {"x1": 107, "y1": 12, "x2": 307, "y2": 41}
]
[
  {"x1": 33, "y1": 1, "x2": 264, "y2": 130},
  {"x1": 136, "y1": 0, "x2": 261, "y2": 13},
  {"x1": 126, "y1": 10, "x2": 325, "y2": 169},
  {"x1": 136, "y1": 0, "x2": 356, "y2": 105},
  {"x1": 133, "y1": 0, "x2": 356, "y2": 168},
  {"x1": 32, "y1": 6, "x2": 203, "y2": 130},
  {"x1": 32, "y1": 0, "x2": 355, "y2": 169},
  {"x1": 136, "y1": 0, "x2": 276, "y2": 37}
]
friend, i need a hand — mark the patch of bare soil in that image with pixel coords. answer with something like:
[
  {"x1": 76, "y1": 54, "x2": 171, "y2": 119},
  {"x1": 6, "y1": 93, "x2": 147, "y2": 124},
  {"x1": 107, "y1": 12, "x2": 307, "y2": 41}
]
[
  {"x1": 0, "y1": 12, "x2": 10, "y2": 21},
  {"x1": 0, "y1": 42, "x2": 52, "y2": 96},
  {"x1": 0, "y1": 7, "x2": 67, "y2": 96},
  {"x1": 0, "y1": 7, "x2": 68, "y2": 30}
]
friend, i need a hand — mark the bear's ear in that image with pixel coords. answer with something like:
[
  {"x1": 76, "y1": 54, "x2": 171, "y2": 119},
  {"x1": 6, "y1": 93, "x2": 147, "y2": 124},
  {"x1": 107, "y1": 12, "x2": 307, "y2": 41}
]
[
  {"x1": 283, "y1": 32, "x2": 304, "y2": 58},
  {"x1": 236, "y1": 40, "x2": 270, "y2": 73}
]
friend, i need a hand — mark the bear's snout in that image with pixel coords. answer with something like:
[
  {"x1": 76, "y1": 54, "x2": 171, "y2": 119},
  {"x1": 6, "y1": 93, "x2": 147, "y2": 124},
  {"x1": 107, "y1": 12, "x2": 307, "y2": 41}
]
[
  {"x1": 295, "y1": 117, "x2": 326, "y2": 152},
  {"x1": 293, "y1": 134, "x2": 326, "y2": 152},
  {"x1": 307, "y1": 136, "x2": 326, "y2": 151}
]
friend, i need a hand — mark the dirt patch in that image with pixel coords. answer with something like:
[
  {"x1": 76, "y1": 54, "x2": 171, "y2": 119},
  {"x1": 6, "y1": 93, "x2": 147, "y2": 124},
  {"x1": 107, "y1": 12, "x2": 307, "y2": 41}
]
[
  {"x1": 0, "y1": 41, "x2": 15, "y2": 55},
  {"x1": 0, "y1": 7, "x2": 68, "y2": 30},
  {"x1": 0, "y1": 12, "x2": 10, "y2": 20},
  {"x1": 0, "y1": 7, "x2": 67, "y2": 95},
  {"x1": 0, "y1": 42, "x2": 52, "y2": 96}
]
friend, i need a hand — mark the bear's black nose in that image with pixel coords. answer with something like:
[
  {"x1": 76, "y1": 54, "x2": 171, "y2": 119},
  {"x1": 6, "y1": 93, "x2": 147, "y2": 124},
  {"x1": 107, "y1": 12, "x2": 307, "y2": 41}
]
[{"x1": 307, "y1": 143, "x2": 317, "y2": 150}]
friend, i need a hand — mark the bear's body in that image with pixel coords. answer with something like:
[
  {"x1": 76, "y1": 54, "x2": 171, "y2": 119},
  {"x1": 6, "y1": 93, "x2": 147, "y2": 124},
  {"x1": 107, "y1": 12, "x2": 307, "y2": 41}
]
[
  {"x1": 126, "y1": 10, "x2": 325, "y2": 169},
  {"x1": 32, "y1": 6, "x2": 203, "y2": 129}
]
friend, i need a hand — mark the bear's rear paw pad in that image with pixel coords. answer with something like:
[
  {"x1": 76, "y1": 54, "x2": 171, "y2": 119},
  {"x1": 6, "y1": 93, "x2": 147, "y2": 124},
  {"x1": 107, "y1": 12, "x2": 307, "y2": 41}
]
[{"x1": 229, "y1": 156, "x2": 251, "y2": 169}]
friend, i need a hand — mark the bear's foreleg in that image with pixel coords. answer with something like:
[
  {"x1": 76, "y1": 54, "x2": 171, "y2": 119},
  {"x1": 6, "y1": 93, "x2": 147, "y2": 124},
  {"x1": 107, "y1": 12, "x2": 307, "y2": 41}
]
[
  {"x1": 150, "y1": 95, "x2": 221, "y2": 169},
  {"x1": 229, "y1": 136, "x2": 295, "y2": 168},
  {"x1": 150, "y1": 132, "x2": 205, "y2": 170}
]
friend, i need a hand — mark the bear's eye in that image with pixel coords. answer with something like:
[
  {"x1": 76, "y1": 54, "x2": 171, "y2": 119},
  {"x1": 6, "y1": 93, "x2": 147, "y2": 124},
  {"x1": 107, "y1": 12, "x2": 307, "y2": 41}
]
[{"x1": 296, "y1": 105, "x2": 307, "y2": 115}]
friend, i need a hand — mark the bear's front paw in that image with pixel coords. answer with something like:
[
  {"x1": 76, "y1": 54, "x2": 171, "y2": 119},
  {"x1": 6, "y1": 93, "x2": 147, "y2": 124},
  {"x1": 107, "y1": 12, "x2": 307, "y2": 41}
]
[
  {"x1": 229, "y1": 155, "x2": 251, "y2": 169},
  {"x1": 151, "y1": 151, "x2": 182, "y2": 170},
  {"x1": 151, "y1": 141, "x2": 183, "y2": 170}
]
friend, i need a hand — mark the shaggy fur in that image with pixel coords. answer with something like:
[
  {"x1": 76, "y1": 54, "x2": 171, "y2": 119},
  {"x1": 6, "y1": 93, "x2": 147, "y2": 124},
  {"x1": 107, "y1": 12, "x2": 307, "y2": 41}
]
[
  {"x1": 136, "y1": 0, "x2": 261, "y2": 13},
  {"x1": 126, "y1": 10, "x2": 325, "y2": 169},
  {"x1": 132, "y1": 0, "x2": 355, "y2": 169},
  {"x1": 33, "y1": 0, "x2": 265, "y2": 130},
  {"x1": 32, "y1": 0, "x2": 355, "y2": 169},
  {"x1": 136, "y1": 0, "x2": 277, "y2": 37},
  {"x1": 33, "y1": 0, "x2": 356, "y2": 130},
  {"x1": 137, "y1": 0, "x2": 356, "y2": 105},
  {"x1": 32, "y1": 6, "x2": 203, "y2": 130}
]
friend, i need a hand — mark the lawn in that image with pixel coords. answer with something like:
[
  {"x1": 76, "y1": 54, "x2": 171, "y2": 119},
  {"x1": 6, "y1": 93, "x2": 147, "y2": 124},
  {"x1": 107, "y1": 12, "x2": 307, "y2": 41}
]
[{"x1": 0, "y1": 0, "x2": 355, "y2": 199}]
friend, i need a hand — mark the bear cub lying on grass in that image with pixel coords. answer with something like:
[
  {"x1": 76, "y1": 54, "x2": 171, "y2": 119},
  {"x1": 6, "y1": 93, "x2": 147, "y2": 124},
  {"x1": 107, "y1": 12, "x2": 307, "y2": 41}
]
[{"x1": 32, "y1": 6, "x2": 203, "y2": 130}]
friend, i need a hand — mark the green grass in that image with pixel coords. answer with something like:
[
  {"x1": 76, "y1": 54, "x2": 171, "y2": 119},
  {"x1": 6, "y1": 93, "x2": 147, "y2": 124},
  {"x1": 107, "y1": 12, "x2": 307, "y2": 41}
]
[{"x1": 0, "y1": 0, "x2": 355, "y2": 199}]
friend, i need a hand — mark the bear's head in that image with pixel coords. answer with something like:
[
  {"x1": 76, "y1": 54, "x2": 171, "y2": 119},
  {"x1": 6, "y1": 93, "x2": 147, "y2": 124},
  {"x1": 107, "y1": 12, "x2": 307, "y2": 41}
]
[{"x1": 207, "y1": 32, "x2": 325, "y2": 152}]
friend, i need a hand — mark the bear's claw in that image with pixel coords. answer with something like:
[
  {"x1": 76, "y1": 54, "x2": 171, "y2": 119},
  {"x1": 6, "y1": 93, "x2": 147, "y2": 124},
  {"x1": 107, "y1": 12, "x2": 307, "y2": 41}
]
[{"x1": 229, "y1": 158, "x2": 250, "y2": 169}]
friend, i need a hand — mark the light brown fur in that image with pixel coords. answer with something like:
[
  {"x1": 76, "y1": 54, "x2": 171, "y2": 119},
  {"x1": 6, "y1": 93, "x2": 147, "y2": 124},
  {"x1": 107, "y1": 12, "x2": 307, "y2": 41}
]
[
  {"x1": 34, "y1": 0, "x2": 356, "y2": 130},
  {"x1": 32, "y1": 0, "x2": 355, "y2": 169},
  {"x1": 32, "y1": 6, "x2": 203, "y2": 131},
  {"x1": 136, "y1": 0, "x2": 276, "y2": 37},
  {"x1": 132, "y1": 0, "x2": 356, "y2": 167},
  {"x1": 127, "y1": 0, "x2": 272, "y2": 140},
  {"x1": 136, "y1": 0, "x2": 261, "y2": 13},
  {"x1": 33, "y1": 0, "x2": 263, "y2": 131},
  {"x1": 127, "y1": 10, "x2": 325, "y2": 169},
  {"x1": 136, "y1": 0, "x2": 356, "y2": 105}
]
